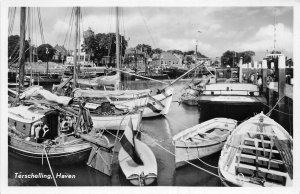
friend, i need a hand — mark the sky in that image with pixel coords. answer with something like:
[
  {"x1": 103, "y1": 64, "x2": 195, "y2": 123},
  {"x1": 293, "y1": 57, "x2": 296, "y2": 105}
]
[{"x1": 9, "y1": 6, "x2": 293, "y2": 61}]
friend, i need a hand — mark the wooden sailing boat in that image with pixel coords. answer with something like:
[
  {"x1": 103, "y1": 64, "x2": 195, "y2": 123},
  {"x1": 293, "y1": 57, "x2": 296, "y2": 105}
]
[
  {"x1": 52, "y1": 7, "x2": 143, "y2": 131},
  {"x1": 218, "y1": 112, "x2": 293, "y2": 187},
  {"x1": 8, "y1": 7, "x2": 114, "y2": 176},
  {"x1": 118, "y1": 118, "x2": 157, "y2": 186},
  {"x1": 67, "y1": 7, "x2": 175, "y2": 119},
  {"x1": 8, "y1": 85, "x2": 112, "y2": 165}
]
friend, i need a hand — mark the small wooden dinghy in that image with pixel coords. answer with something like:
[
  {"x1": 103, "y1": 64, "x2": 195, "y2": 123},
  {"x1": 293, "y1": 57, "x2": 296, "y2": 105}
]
[
  {"x1": 118, "y1": 118, "x2": 157, "y2": 186},
  {"x1": 218, "y1": 112, "x2": 293, "y2": 187},
  {"x1": 172, "y1": 118, "x2": 237, "y2": 168}
]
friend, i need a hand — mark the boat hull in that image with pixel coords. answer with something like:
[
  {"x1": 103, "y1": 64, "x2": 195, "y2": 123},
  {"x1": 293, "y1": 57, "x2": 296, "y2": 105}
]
[
  {"x1": 91, "y1": 112, "x2": 142, "y2": 131},
  {"x1": 8, "y1": 136, "x2": 92, "y2": 165},
  {"x1": 174, "y1": 140, "x2": 226, "y2": 168},
  {"x1": 173, "y1": 118, "x2": 237, "y2": 168},
  {"x1": 218, "y1": 113, "x2": 293, "y2": 187},
  {"x1": 142, "y1": 93, "x2": 173, "y2": 118},
  {"x1": 118, "y1": 139, "x2": 157, "y2": 186}
]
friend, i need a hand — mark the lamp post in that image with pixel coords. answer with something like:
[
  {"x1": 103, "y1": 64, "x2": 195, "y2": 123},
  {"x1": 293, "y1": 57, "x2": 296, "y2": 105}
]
[
  {"x1": 196, "y1": 30, "x2": 202, "y2": 58},
  {"x1": 46, "y1": 47, "x2": 49, "y2": 75}
]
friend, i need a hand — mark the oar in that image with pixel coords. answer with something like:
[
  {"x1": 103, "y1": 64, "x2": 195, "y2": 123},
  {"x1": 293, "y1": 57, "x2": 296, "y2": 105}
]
[
  {"x1": 260, "y1": 134, "x2": 266, "y2": 157},
  {"x1": 268, "y1": 137, "x2": 274, "y2": 170},
  {"x1": 254, "y1": 138, "x2": 260, "y2": 172}
]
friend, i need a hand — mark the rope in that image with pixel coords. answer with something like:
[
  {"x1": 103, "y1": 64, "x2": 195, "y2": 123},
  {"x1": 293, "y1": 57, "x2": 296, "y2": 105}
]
[
  {"x1": 37, "y1": 8, "x2": 45, "y2": 44},
  {"x1": 43, "y1": 147, "x2": 58, "y2": 186},
  {"x1": 139, "y1": 131, "x2": 220, "y2": 178},
  {"x1": 255, "y1": 96, "x2": 292, "y2": 116},
  {"x1": 137, "y1": 8, "x2": 157, "y2": 49},
  {"x1": 153, "y1": 138, "x2": 220, "y2": 178},
  {"x1": 267, "y1": 96, "x2": 285, "y2": 116}
]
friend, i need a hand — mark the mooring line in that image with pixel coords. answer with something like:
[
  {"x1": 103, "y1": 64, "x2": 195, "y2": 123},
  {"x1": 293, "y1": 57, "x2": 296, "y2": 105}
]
[
  {"x1": 43, "y1": 147, "x2": 58, "y2": 186},
  {"x1": 140, "y1": 131, "x2": 220, "y2": 178}
]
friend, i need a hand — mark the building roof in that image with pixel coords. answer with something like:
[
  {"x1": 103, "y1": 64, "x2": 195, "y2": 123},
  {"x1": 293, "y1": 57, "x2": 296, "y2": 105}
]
[
  {"x1": 160, "y1": 52, "x2": 179, "y2": 61},
  {"x1": 54, "y1": 45, "x2": 68, "y2": 55},
  {"x1": 125, "y1": 48, "x2": 146, "y2": 55}
]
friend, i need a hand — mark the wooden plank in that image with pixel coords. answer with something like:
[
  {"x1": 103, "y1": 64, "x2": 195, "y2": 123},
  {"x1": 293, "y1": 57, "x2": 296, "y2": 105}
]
[
  {"x1": 240, "y1": 153, "x2": 283, "y2": 164},
  {"x1": 244, "y1": 137, "x2": 271, "y2": 144},
  {"x1": 237, "y1": 163, "x2": 287, "y2": 177},
  {"x1": 241, "y1": 145, "x2": 279, "y2": 153}
]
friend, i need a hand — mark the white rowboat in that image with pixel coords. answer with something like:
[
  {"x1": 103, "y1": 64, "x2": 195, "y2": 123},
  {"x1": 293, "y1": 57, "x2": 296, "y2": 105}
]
[
  {"x1": 173, "y1": 118, "x2": 237, "y2": 168},
  {"x1": 218, "y1": 112, "x2": 293, "y2": 187}
]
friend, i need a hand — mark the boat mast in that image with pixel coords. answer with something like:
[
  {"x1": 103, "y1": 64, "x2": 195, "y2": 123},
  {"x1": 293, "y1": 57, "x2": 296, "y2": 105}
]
[
  {"x1": 18, "y1": 7, "x2": 26, "y2": 89},
  {"x1": 273, "y1": 8, "x2": 277, "y2": 52},
  {"x1": 115, "y1": 7, "x2": 120, "y2": 89},
  {"x1": 73, "y1": 7, "x2": 79, "y2": 89}
]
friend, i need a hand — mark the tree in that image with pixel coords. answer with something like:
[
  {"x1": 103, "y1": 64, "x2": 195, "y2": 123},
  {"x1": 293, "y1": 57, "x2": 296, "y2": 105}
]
[
  {"x1": 136, "y1": 44, "x2": 152, "y2": 56},
  {"x1": 151, "y1": 48, "x2": 163, "y2": 56},
  {"x1": 239, "y1": 51, "x2": 255, "y2": 64},
  {"x1": 221, "y1": 50, "x2": 255, "y2": 67},
  {"x1": 185, "y1": 55, "x2": 195, "y2": 65},
  {"x1": 83, "y1": 32, "x2": 127, "y2": 66},
  {"x1": 8, "y1": 35, "x2": 30, "y2": 63},
  {"x1": 37, "y1": 44, "x2": 56, "y2": 62},
  {"x1": 167, "y1": 49, "x2": 183, "y2": 55},
  {"x1": 184, "y1": 50, "x2": 196, "y2": 56}
]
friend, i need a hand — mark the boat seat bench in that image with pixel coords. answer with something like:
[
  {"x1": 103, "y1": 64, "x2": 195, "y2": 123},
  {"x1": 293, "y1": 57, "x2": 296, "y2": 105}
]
[{"x1": 235, "y1": 163, "x2": 287, "y2": 186}]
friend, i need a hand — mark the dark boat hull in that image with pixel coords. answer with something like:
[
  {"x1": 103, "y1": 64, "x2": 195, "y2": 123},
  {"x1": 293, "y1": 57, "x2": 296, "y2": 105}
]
[
  {"x1": 199, "y1": 102, "x2": 266, "y2": 122},
  {"x1": 8, "y1": 135, "x2": 92, "y2": 166}
]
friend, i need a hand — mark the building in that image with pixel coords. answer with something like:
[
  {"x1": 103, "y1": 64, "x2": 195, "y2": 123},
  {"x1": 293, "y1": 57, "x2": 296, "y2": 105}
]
[
  {"x1": 53, "y1": 44, "x2": 68, "y2": 62},
  {"x1": 65, "y1": 38, "x2": 90, "y2": 65},
  {"x1": 124, "y1": 48, "x2": 147, "y2": 71},
  {"x1": 150, "y1": 52, "x2": 182, "y2": 69}
]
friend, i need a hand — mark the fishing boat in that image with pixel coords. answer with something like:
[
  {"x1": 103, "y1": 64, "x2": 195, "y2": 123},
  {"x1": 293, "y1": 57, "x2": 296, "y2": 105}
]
[
  {"x1": 73, "y1": 86, "x2": 173, "y2": 118},
  {"x1": 8, "y1": 88, "x2": 112, "y2": 166},
  {"x1": 118, "y1": 118, "x2": 157, "y2": 186},
  {"x1": 218, "y1": 112, "x2": 293, "y2": 187},
  {"x1": 172, "y1": 118, "x2": 237, "y2": 168}
]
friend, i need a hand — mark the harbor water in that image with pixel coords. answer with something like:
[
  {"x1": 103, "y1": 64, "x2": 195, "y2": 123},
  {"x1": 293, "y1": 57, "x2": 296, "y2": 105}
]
[{"x1": 8, "y1": 79, "x2": 291, "y2": 186}]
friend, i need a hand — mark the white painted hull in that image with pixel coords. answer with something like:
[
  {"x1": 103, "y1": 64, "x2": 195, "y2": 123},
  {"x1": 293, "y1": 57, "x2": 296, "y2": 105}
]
[
  {"x1": 91, "y1": 112, "x2": 142, "y2": 131},
  {"x1": 173, "y1": 118, "x2": 237, "y2": 168},
  {"x1": 174, "y1": 140, "x2": 226, "y2": 168},
  {"x1": 142, "y1": 92, "x2": 173, "y2": 118},
  {"x1": 75, "y1": 87, "x2": 173, "y2": 118},
  {"x1": 118, "y1": 139, "x2": 157, "y2": 186},
  {"x1": 218, "y1": 113, "x2": 293, "y2": 187},
  {"x1": 114, "y1": 87, "x2": 173, "y2": 118}
]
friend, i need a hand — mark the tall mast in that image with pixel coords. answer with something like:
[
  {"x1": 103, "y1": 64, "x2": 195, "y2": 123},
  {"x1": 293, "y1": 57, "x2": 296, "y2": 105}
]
[
  {"x1": 73, "y1": 7, "x2": 79, "y2": 89},
  {"x1": 115, "y1": 7, "x2": 120, "y2": 90},
  {"x1": 116, "y1": 7, "x2": 120, "y2": 70},
  {"x1": 273, "y1": 8, "x2": 277, "y2": 52},
  {"x1": 18, "y1": 7, "x2": 26, "y2": 89}
]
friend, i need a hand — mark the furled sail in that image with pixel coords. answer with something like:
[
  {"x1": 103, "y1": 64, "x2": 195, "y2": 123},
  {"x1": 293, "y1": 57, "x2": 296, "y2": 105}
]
[{"x1": 20, "y1": 85, "x2": 73, "y2": 106}]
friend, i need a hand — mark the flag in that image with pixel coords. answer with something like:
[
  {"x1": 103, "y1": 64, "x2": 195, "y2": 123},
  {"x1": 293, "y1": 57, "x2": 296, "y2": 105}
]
[
  {"x1": 146, "y1": 95, "x2": 165, "y2": 113},
  {"x1": 120, "y1": 117, "x2": 143, "y2": 165}
]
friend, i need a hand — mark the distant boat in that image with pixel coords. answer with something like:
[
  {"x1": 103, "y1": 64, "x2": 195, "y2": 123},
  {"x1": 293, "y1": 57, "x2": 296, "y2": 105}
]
[
  {"x1": 118, "y1": 118, "x2": 157, "y2": 186},
  {"x1": 218, "y1": 112, "x2": 293, "y2": 187},
  {"x1": 172, "y1": 118, "x2": 237, "y2": 168},
  {"x1": 181, "y1": 67, "x2": 267, "y2": 106}
]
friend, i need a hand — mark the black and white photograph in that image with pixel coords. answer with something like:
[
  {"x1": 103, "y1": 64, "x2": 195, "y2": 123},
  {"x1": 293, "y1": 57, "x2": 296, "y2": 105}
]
[{"x1": 1, "y1": 0, "x2": 299, "y2": 192}]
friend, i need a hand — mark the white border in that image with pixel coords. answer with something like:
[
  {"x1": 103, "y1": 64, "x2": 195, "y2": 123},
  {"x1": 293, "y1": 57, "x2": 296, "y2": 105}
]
[{"x1": 1, "y1": 0, "x2": 300, "y2": 194}]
